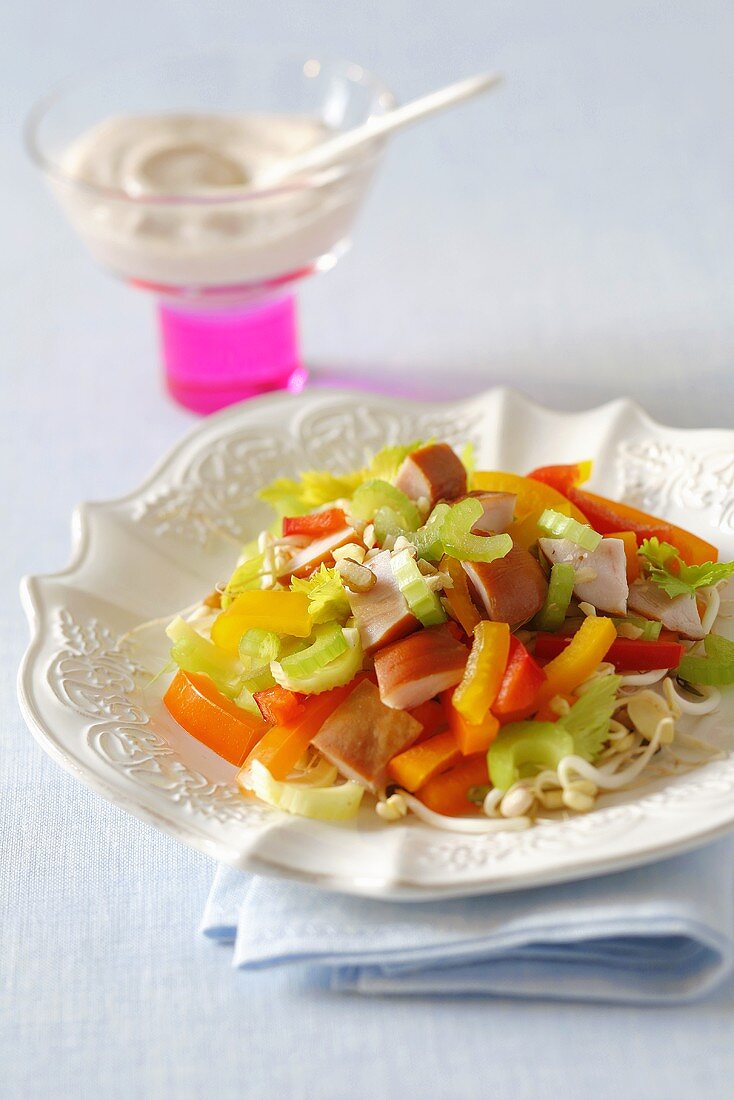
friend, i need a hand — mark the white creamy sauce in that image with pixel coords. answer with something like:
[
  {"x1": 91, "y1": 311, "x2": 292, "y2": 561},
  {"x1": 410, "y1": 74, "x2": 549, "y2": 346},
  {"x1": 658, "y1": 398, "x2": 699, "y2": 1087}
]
[{"x1": 56, "y1": 112, "x2": 373, "y2": 289}]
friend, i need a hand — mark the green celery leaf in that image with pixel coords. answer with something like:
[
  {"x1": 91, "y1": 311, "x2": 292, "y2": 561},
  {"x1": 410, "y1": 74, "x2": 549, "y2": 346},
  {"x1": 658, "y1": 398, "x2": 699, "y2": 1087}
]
[
  {"x1": 290, "y1": 564, "x2": 351, "y2": 625},
  {"x1": 639, "y1": 538, "x2": 734, "y2": 599},
  {"x1": 557, "y1": 673, "x2": 622, "y2": 762}
]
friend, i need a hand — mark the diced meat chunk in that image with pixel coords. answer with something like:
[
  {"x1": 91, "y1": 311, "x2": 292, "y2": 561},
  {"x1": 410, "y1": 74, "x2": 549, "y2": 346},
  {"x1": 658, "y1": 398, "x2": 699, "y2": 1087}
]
[
  {"x1": 373, "y1": 624, "x2": 468, "y2": 710},
  {"x1": 463, "y1": 548, "x2": 548, "y2": 630},
  {"x1": 278, "y1": 526, "x2": 357, "y2": 581},
  {"x1": 463, "y1": 491, "x2": 516, "y2": 535},
  {"x1": 312, "y1": 680, "x2": 422, "y2": 791},
  {"x1": 347, "y1": 549, "x2": 419, "y2": 653},
  {"x1": 628, "y1": 579, "x2": 705, "y2": 640},
  {"x1": 538, "y1": 537, "x2": 629, "y2": 615},
  {"x1": 395, "y1": 443, "x2": 467, "y2": 507}
]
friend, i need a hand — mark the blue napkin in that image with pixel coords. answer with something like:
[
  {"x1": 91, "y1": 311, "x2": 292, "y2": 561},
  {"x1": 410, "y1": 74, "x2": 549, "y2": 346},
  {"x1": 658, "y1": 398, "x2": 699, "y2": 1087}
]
[{"x1": 201, "y1": 838, "x2": 734, "y2": 1003}]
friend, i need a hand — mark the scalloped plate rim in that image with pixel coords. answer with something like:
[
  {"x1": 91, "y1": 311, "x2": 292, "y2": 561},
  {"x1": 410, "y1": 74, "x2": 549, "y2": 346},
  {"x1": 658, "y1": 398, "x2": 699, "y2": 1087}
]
[{"x1": 17, "y1": 386, "x2": 734, "y2": 900}]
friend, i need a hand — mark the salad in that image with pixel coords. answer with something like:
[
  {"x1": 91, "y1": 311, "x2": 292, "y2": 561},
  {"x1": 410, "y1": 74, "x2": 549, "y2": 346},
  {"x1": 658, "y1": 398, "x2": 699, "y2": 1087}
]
[{"x1": 161, "y1": 442, "x2": 734, "y2": 833}]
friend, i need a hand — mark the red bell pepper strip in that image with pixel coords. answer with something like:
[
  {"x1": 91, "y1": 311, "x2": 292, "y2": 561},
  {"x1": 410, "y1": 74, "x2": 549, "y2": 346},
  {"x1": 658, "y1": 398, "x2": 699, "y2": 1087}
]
[
  {"x1": 282, "y1": 508, "x2": 347, "y2": 538},
  {"x1": 534, "y1": 632, "x2": 684, "y2": 672},
  {"x1": 528, "y1": 465, "x2": 717, "y2": 566},
  {"x1": 492, "y1": 636, "x2": 547, "y2": 724},
  {"x1": 253, "y1": 684, "x2": 305, "y2": 726},
  {"x1": 528, "y1": 462, "x2": 592, "y2": 496}
]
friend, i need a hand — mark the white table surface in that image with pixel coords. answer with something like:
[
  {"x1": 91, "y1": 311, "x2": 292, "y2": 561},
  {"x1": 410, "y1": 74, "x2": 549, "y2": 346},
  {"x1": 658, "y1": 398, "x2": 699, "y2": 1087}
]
[{"x1": 3, "y1": 2, "x2": 734, "y2": 1096}]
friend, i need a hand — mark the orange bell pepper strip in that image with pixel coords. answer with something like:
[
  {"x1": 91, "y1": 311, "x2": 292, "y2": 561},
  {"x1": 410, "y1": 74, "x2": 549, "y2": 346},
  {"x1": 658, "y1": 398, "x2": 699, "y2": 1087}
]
[
  {"x1": 527, "y1": 463, "x2": 718, "y2": 566},
  {"x1": 418, "y1": 754, "x2": 489, "y2": 816},
  {"x1": 568, "y1": 489, "x2": 716, "y2": 566},
  {"x1": 535, "y1": 615, "x2": 617, "y2": 707},
  {"x1": 387, "y1": 730, "x2": 460, "y2": 792},
  {"x1": 445, "y1": 693, "x2": 500, "y2": 755},
  {"x1": 473, "y1": 470, "x2": 589, "y2": 550},
  {"x1": 452, "y1": 620, "x2": 510, "y2": 725},
  {"x1": 607, "y1": 530, "x2": 640, "y2": 583},
  {"x1": 439, "y1": 554, "x2": 481, "y2": 635},
  {"x1": 253, "y1": 684, "x2": 305, "y2": 726},
  {"x1": 409, "y1": 699, "x2": 449, "y2": 742},
  {"x1": 211, "y1": 590, "x2": 311, "y2": 654},
  {"x1": 164, "y1": 670, "x2": 268, "y2": 766},
  {"x1": 243, "y1": 679, "x2": 361, "y2": 781}
]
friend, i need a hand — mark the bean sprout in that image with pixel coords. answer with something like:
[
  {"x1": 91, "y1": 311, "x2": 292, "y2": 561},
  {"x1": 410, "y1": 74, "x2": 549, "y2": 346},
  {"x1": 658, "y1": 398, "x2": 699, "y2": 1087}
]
[
  {"x1": 401, "y1": 792, "x2": 532, "y2": 833},
  {"x1": 700, "y1": 586, "x2": 721, "y2": 635},
  {"x1": 619, "y1": 667, "x2": 668, "y2": 688},
  {"x1": 557, "y1": 727, "x2": 663, "y2": 790},
  {"x1": 665, "y1": 678, "x2": 722, "y2": 715}
]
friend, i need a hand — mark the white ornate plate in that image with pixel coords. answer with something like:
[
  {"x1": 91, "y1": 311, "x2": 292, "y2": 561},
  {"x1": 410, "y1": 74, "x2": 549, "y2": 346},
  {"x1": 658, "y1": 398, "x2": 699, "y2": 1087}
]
[{"x1": 18, "y1": 388, "x2": 734, "y2": 898}]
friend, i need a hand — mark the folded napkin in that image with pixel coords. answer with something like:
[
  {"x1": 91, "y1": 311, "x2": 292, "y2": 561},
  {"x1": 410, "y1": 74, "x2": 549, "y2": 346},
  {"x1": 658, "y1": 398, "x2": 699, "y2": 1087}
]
[{"x1": 201, "y1": 837, "x2": 734, "y2": 1004}]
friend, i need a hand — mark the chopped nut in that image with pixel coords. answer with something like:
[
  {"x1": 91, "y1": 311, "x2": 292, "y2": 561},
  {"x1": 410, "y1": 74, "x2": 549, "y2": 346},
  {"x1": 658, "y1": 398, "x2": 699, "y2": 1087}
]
[
  {"x1": 578, "y1": 601, "x2": 597, "y2": 617},
  {"x1": 363, "y1": 523, "x2": 376, "y2": 550},
  {"x1": 333, "y1": 542, "x2": 367, "y2": 565},
  {"x1": 336, "y1": 558, "x2": 377, "y2": 593},
  {"x1": 393, "y1": 536, "x2": 418, "y2": 556}
]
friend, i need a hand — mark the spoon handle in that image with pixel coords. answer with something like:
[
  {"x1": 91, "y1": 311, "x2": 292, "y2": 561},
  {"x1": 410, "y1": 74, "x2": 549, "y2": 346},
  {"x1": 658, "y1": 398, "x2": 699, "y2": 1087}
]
[{"x1": 254, "y1": 71, "x2": 503, "y2": 191}]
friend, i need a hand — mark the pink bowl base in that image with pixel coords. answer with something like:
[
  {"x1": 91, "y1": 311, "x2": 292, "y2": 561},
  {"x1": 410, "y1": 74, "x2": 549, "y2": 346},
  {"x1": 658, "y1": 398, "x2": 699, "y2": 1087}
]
[{"x1": 158, "y1": 295, "x2": 307, "y2": 414}]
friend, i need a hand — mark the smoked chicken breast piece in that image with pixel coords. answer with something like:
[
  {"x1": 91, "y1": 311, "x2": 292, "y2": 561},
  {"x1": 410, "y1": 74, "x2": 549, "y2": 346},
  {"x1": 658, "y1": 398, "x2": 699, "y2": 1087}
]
[
  {"x1": 373, "y1": 623, "x2": 468, "y2": 710},
  {"x1": 346, "y1": 549, "x2": 420, "y2": 654},
  {"x1": 312, "y1": 680, "x2": 422, "y2": 791},
  {"x1": 278, "y1": 526, "x2": 358, "y2": 582},
  {"x1": 538, "y1": 537, "x2": 629, "y2": 615},
  {"x1": 462, "y1": 548, "x2": 548, "y2": 630},
  {"x1": 628, "y1": 578, "x2": 705, "y2": 640},
  {"x1": 395, "y1": 443, "x2": 467, "y2": 508}
]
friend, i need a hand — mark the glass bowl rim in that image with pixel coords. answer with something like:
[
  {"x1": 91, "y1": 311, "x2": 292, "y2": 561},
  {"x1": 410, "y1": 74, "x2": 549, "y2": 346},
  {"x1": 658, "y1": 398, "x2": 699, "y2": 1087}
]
[{"x1": 24, "y1": 46, "x2": 397, "y2": 207}]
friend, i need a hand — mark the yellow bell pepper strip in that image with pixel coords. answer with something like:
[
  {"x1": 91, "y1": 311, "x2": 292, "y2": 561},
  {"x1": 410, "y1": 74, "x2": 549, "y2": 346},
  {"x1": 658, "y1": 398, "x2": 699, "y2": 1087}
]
[
  {"x1": 211, "y1": 590, "x2": 311, "y2": 654},
  {"x1": 472, "y1": 471, "x2": 588, "y2": 550},
  {"x1": 451, "y1": 620, "x2": 510, "y2": 725},
  {"x1": 534, "y1": 615, "x2": 617, "y2": 708},
  {"x1": 418, "y1": 754, "x2": 489, "y2": 816},
  {"x1": 387, "y1": 730, "x2": 460, "y2": 792},
  {"x1": 439, "y1": 554, "x2": 481, "y2": 635},
  {"x1": 446, "y1": 693, "x2": 500, "y2": 755}
]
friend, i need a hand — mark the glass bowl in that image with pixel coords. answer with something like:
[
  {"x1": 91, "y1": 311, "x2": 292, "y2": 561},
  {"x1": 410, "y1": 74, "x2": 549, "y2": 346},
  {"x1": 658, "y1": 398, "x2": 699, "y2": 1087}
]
[{"x1": 26, "y1": 48, "x2": 395, "y2": 411}]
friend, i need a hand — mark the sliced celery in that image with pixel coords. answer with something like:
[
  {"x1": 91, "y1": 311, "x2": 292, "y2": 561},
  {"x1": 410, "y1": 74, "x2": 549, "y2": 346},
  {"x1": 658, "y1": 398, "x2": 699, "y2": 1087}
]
[
  {"x1": 611, "y1": 615, "x2": 662, "y2": 642},
  {"x1": 374, "y1": 502, "x2": 449, "y2": 562},
  {"x1": 278, "y1": 623, "x2": 348, "y2": 677},
  {"x1": 233, "y1": 687, "x2": 264, "y2": 718},
  {"x1": 166, "y1": 616, "x2": 242, "y2": 698},
  {"x1": 350, "y1": 479, "x2": 421, "y2": 531},
  {"x1": 488, "y1": 722, "x2": 575, "y2": 790},
  {"x1": 271, "y1": 627, "x2": 363, "y2": 694},
  {"x1": 537, "y1": 509, "x2": 602, "y2": 552},
  {"x1": 678, "y1": 633, "x2": 734, "y2": 686},
  {"x1": 534, "y1": 562, "x2": 576, "y2": 632},
  {"x1": 238, "y1": 628, "x2": 281, "y2": 664},
  {"x1": 440, "y1": 499, "x2": 513, "y2": 563},
  {"x1": 241, "y1": 664, "x2": 276, "y2": 694},
  {"x1": 247, "y1": 760, "x2": 365, "y2": 821},
  {"x1": 390, "y1": 548, "x2": 447, "y2": 627}
]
